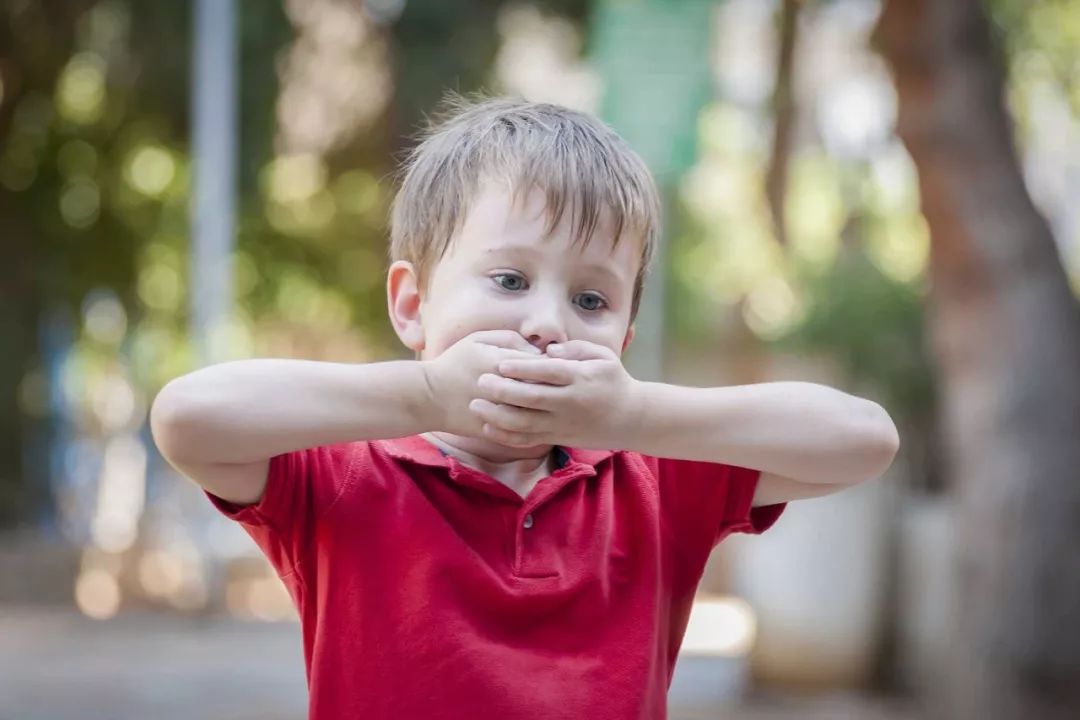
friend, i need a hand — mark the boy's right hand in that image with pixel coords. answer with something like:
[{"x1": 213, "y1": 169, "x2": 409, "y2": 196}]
[{"x1": 421, "y1": 330, "x2": 543, "y2": 436}]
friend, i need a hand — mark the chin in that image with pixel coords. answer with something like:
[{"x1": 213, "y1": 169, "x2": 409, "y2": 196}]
[
  {"x1": 475, "y1": 435, "x2": 551, "y2": 457},
  {"x1": 487, "y1": 435, "x2": 546, "y2": 449}
]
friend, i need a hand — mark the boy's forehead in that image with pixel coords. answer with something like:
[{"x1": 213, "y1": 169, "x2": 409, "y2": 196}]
[{"x1": 459, "y1": 181, "x2": 628, "y2": 260}]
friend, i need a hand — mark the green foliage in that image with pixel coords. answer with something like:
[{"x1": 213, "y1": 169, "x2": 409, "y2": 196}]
[
  {"x1": 773, "y1": 232, "x2": 937, "y2": 441},
  {"x1": 989, "y1": 0, "x2": 1080, "y2": 129}
]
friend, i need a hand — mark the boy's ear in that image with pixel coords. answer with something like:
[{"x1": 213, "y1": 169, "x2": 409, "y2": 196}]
[
  {"x1": 621, "y1": 324, "x2": 635, "y2": 354},
  {"x1": 387, "y1": 260, "x2": 425, "y2": 353}
]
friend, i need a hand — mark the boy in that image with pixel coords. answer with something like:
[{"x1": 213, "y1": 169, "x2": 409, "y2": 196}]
[{"x1": 150, "y1": 96, "x2": 899, "y2": 719}]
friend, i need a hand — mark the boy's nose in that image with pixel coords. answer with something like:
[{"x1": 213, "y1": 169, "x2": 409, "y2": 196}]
[{"x1": 520, "y1": 304, "x2": 568, "y2": 353}]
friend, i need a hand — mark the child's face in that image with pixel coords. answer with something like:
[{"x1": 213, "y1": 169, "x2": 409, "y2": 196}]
[{"x1": 389, "y1": 179, "x2": 639, "y2": 359}]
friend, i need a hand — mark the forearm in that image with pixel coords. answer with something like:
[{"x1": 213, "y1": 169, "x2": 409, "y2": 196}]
[
  {"x1": 625, "y1": 380, "x2": 899, "y2": 485},
  {"x1": 150, "y1": 358, "x2": 435, "y2": 464}
]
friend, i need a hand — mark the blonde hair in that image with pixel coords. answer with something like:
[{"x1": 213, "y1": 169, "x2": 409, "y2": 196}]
[{"x1": 388, "y1": 94, "x2": 662, "y2": 321}]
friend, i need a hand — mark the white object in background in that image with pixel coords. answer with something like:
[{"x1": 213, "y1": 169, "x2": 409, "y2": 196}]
[
  {"x1": 896, "y1": 495, "x2": 953, "y2": 696},
  {"x1": 669, "y1": 595, "x2": 756, "y2": 714},
  {"x1": 724, "y1": 473, "x2": 893, "y2": 686}
]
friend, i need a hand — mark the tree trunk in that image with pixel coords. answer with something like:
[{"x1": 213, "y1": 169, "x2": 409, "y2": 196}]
[
  {"x1": 765, "y1": 0, "x2": 800, "y2": 249},
  {"x1": 0, "y1": 1, "x2": 92, "y2": 527},
  {"x1": 875, "y1": 1, "x2": 1080, "y2": 718}
]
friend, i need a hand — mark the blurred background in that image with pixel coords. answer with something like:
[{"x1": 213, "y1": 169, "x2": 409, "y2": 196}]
[{"x1": 2, "y1": 0, "x2": 1079, "y2": 718}]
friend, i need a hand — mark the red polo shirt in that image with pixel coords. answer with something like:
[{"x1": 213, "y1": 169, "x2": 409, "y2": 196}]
[{"x1": 207, "y1": 435, "x2": 785, "y2": 719}]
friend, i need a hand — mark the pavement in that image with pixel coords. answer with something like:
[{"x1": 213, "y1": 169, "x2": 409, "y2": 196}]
[
  {"x1": 0, "y1": 606, "x2": 918, "y2": 720},
  {"x1": 1, "y1": 607, "x2": 307, "y2": 720}
]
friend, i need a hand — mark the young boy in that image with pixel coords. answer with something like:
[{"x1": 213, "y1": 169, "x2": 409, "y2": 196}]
[{"x1": 150, "y1": 97, "x2": 899, "y2": 719}]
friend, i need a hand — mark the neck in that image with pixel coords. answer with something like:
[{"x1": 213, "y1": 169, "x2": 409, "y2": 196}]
[{"x1": 420, "y1": 432, "x2": 555, "y2": 496}]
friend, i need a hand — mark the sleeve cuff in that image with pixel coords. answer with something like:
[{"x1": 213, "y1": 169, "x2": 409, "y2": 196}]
[
  {"x1": 722, "y1": 466, "x2": 786, "y2": 537},
  {"x1": 204, "y1": 489, "x2": 266, "y2": 525},
  {"x1": 202, "y1": 453, "x2": 291, "y2": 528}
]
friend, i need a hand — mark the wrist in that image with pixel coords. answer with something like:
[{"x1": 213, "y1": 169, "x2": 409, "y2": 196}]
[
  {"x1": 415, "y1": 359, "x2": 446, "y2": 432},
  {"x1": 616, "y1": 378, "x2": 652, "y2": 452}
]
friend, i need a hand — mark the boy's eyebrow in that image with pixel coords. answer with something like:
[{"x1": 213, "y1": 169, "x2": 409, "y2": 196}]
[
  {"x1": 481, "y1": 244, "x2": 543, "y2": 258},
  {"x1": 578, "y1": 263, "x2": 629, "y2": 287}
]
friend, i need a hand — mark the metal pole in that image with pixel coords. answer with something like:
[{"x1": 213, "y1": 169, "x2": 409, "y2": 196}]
[
  {"x1": 190, "y1": 0, "x2": 237, "y2": 610},
  {"x1": 191, "y1": 0, "x2": 236, "y2": 368}
]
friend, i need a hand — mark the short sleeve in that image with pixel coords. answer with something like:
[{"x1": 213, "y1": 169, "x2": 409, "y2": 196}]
[
  {"x1": 205, "y1": 442, "x2": 360, "y2": 577},
  {"x1": 646, "y1": 455, "x2": 786, "y2": 550}
]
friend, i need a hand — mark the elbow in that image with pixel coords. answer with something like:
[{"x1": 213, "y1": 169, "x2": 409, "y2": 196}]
[
  {"x1": 858, "y1": 400, "x2": 901, "y2": 481},
  {"x1": 871, "y1": 399, "x2": 900, "y2": 455},
  {"x1": 826, "y1": 397, "x2": 901, "y2": 486},
  {"x1": 871, "y1": 427, "x2": 900, "y2": 480},
  {"x1": 149, "y1": 382, "x2": 183, "y2": 460},
  {"x1": 149, "y1": 379, "x2": 208, "y2": 461}
]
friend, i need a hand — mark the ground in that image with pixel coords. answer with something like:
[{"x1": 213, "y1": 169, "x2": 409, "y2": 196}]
[{"x1": 0, "y1": 606, "x2": 917, "y2": 720}]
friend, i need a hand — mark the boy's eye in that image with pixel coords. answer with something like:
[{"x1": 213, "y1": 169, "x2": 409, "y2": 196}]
[
  {"x1": 575, "y1": 293, "x2": 608, "y2": 312},
  {"x1": 492, "y1": 273, "x2": 527, "y2": 292}
]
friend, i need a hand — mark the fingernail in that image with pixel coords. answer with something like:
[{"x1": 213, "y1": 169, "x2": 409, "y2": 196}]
[{"x1": 548, "y1": 345, "x2": 562, "y2": 355}]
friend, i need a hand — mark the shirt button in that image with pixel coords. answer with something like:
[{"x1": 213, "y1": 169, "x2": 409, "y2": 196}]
[{"x1": 523, "y1": 514, "x2": 534, "y2": 529}]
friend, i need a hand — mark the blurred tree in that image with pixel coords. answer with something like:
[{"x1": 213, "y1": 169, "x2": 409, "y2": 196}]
[
  {"x1": 774, "y1": 212, "x2": 940, "y2": 494},
  {"x1": 764, "y1": 0, "x2": 801, "y2": 250},
  {"x1": 0, "y1": 0, "x2": 120, "y2": 527},
  {"x1": 388, "y1": 1, "x2": 504, "y2": 154},
  {"x1": 388, "y1": 0, "x2": 589, "y2": 153},
  {"x1": 700, "y1": 0, "x2": 940, "y2": 498},
  {"x1": 0, "y1": 1, "x2": 292, "y2": 528},
  {"x1": 876, "y1": 1, "x2": 1080, "y2": 718}
]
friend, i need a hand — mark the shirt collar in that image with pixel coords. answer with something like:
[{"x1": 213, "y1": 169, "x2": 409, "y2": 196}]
[{"x1": 377, "y1": 435, "x2": 612, "y2": 472}]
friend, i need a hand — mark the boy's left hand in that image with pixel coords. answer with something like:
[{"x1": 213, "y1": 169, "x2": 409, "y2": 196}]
[{"x1": 469, "y1": 340, "x2": 642, "y2": 450}]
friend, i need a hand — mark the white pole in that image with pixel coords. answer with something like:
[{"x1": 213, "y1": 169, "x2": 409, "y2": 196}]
[
  {"x1": 189, "y1": 0, "x2": 237, "y2": 609},
  {"x1": 191, "y1": 0, "x2": 236, "y2": 368}
]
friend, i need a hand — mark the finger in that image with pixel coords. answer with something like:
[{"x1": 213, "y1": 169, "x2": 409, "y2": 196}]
[
  {"x1": 497, "y1": 358, "x2": 576, "y2": 386},
  {"x1": 546, "y1": 340, "x2": 615, "y2": 361},
  {"x1": 469, "y1": 398, "x2": 548, "y2": 433},
  {"x1": 469, "y1": 330, "x2": 543, "y2": 355},
  {"x1": 476, "y1": 373, "x2": 558, "y2": 410}
]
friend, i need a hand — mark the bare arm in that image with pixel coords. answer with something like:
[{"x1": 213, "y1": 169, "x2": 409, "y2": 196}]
[
  {"x1": 627, "y1": 380, "x2": 899, "y2": 505},
  {"x1": 149, "y1": 359, "x2": 433, "y2": 505},
  {"x1": 149, "y1": 330, "x2": 542, "y2": 505},
  {"x1": 470, "y1": 339, "x2": 899, "y2": 509}
]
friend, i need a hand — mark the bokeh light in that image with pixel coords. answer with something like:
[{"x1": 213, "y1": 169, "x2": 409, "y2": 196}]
[
  {"x1": 56, "y1": 52, "x2": 107, "y2": 125},
  {"x1": 125, "y1": 145, "x2": 177, "y2": 197}
]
